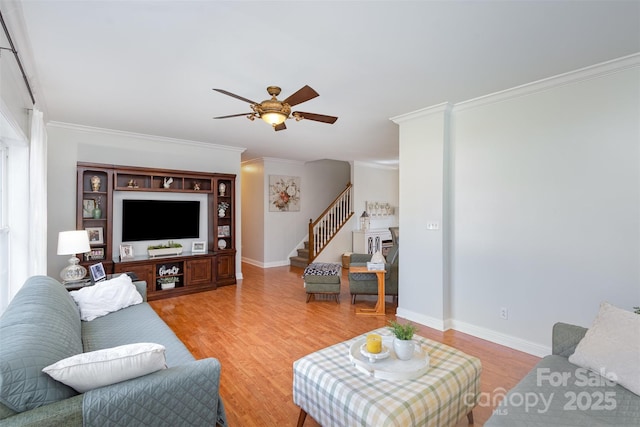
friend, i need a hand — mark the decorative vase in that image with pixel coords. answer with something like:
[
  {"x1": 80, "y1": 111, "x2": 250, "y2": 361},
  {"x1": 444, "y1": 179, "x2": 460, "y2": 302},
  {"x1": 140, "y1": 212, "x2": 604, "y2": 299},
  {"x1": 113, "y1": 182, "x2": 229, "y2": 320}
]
[
  {"x1": 218, "y1": 208, "x2": 225, "y2": 217},
  {"x1": 92, "y1": 207, "x2": 102, "y2": 219},
  {"x1": 393, "y1": 338, "x2": 415, "y2": 361},
  {"x1": 90, "y1": 176, "x2": 101, "y2": 192}
]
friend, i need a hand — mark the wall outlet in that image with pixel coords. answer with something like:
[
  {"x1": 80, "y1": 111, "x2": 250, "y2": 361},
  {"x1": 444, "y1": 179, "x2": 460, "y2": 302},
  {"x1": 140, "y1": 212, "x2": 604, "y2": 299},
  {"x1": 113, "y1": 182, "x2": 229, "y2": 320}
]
[{"x1": 500, "y1": 307, "x2": 508, "y2": 320}]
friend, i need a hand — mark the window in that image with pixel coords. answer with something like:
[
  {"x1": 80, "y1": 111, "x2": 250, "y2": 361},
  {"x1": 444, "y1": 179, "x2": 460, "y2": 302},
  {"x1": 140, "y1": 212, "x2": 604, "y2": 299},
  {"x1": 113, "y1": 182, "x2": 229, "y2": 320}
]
[
  {"x1": 0, "y1": 143, "x2": 8, "y2": 310},
  {"x1": 0, "y1": 113, "x2": 32, "y2": 312}
]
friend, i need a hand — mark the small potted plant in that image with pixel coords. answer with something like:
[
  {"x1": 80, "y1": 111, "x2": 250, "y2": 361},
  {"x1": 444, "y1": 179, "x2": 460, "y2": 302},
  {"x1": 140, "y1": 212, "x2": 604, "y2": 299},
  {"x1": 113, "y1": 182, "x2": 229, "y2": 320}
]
[
  {"x1": 158, "y1": 277, "x2": 177, "y2": 290},
  {"x1": 388, "y1": 320, "x2": 418, "y2": 361},
  {"x1": 147, "y1": 241, "x2": 183, "y2": 257}
]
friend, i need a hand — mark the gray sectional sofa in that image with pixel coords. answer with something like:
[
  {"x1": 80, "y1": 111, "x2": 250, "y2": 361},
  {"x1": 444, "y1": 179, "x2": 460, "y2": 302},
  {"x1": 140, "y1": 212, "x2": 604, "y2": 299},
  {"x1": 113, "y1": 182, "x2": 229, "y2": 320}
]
[
  {"x1": 485, "y1": 322, "x2": 640, "y2": 426},
  {"x1": 0, "y1": 275, "x2": 227, "y2": 426}
]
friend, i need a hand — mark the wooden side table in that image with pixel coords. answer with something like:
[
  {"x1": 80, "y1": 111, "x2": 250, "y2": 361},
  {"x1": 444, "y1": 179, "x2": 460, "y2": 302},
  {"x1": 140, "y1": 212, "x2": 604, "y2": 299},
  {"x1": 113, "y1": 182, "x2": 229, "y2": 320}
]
[{"x1": 349, "y1": 266, "x2": 386, "y2": 316}]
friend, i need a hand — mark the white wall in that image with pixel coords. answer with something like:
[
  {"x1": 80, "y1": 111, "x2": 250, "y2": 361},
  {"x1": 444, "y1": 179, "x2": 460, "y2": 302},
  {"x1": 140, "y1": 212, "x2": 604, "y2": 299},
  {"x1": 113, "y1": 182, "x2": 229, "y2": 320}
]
[
  {"x1": 46, "y1": 123, "x2": 244, "y2": 278},
  {"x1": 352, "y1": 161, "x2": 400, "y2": 224},
  {"x1": 395, "y1": 55, "x2": 640, "y2": 356},
  {"x1": 240, "y1": 159, "x2": 265, "y2": 264},
  {"x1": 393, "y1": 105, "x2": 449, "y2": 330},
  {"x1": 241, "y1": 157, "x2": 351, "y2": 267}
]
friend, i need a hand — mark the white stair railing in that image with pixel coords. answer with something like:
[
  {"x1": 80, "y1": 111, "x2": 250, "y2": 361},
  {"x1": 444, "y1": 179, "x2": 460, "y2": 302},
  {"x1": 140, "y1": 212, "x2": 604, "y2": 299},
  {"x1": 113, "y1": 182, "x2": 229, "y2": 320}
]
[{"x1": 308, "y1": 183, "x2": 354, "y2": 263}]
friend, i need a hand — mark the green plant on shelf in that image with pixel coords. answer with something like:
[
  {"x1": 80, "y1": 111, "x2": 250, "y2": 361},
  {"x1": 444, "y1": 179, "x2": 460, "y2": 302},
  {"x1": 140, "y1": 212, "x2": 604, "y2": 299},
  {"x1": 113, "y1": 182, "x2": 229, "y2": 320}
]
[
  {"x1": 147, "y1": 241, "x2": 183, "y2": 250},
  {"x1": 158, "y1": 277, "x2": 178, "y2": 284}
]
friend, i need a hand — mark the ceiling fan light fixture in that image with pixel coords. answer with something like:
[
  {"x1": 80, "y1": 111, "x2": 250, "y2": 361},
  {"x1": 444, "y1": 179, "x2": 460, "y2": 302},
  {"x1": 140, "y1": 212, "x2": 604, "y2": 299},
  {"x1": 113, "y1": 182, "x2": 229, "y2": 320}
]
[
  {"x1": 213, "y1": 85, "x2": 337, "y2": 130},
  {"x1": 261, "y1": 111, "x2": 288, "y2": 126},
  {"x1": 254, "y1": 98, "x2": 291, "y2": 127}
]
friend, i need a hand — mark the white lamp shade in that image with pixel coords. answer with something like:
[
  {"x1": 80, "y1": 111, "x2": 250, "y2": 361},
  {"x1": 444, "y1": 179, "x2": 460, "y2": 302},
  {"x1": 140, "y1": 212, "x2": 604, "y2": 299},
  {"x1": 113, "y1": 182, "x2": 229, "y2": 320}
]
[{"x1": 57, "y1": 230, "x2": 91, "y2": 255}]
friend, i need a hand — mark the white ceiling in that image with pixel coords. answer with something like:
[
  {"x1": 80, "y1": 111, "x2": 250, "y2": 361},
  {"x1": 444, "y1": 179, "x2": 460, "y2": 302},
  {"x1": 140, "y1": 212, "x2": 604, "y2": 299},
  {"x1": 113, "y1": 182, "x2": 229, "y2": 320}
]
[{"x1": 13, "y1": 0, "x2": 640, "y2": 164}]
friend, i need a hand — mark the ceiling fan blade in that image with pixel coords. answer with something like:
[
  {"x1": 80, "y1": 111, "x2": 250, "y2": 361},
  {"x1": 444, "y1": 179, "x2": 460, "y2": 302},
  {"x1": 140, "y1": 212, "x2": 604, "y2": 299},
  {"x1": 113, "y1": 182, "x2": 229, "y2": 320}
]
[
  {"x1": 293, "y1": 111, "x2": 338, "y2": 124},
  {"x1": 274, "y1": 122, "x2": 287, "y2": 131},
  {"x1": 212, "y1": 89, "x2": 258, "y2": 105},
  {"x1": 283, "y1": 85, "x2": 319, "y2": 107},
  {"x1": 213, "y1": 113, "x2": 253, "y2": 119}
]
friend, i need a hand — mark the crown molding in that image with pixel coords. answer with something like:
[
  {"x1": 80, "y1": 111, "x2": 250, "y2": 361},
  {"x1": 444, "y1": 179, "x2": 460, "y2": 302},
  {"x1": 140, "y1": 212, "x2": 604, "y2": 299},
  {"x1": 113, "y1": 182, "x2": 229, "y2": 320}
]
[
  {"x1": 261, "y1": 157, "x2": 305, "y2": 166},
  {"x1": 47, "y1": 121, "x2": 246, "y2": 153},
  {"x1": 390, "y1": 102, "x2": 453, "y2": 124},
  {"x1": 353, "y1": 160, "x2": 398, "y2": 171},
  {"x1": 390, "y1": 54, "x2": 640, "y2": 120},
  {"x1": 240, "y1": 158, "x2": 265, "y2": 167},
  {"x1": 240, "y1": 157, "x2": 305, "y2": 166},
  {"x1": 454, "y1": 53, "x2": 640, "y2": 112}
]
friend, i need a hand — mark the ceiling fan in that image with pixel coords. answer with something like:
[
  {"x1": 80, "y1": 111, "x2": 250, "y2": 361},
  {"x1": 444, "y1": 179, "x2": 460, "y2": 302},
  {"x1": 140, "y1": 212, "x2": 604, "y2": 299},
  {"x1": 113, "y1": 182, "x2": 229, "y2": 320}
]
[{"x1": 212, "y1": 85, "x2": 338, "y2": 131}]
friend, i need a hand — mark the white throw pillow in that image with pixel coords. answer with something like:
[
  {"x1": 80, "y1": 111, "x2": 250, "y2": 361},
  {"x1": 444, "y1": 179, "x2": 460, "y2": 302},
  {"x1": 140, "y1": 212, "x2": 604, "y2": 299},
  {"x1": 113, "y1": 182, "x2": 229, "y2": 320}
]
[
  {"x1": 568, "y1": 302, "x2": 640, "y2": 396},
  {"x1": 42, "y1": 343, "x2": 167, "y2": 393},
  {"x1": 70, "y1": 273, "x2": 142, "y2": 321}
]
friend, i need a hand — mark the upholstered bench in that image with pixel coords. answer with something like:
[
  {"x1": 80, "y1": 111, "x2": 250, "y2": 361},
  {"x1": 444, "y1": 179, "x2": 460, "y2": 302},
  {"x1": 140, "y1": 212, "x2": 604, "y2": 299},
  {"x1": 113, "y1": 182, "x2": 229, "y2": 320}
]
[{"x1": 302, "y1": 263, "x2": 342, "y2": 303}]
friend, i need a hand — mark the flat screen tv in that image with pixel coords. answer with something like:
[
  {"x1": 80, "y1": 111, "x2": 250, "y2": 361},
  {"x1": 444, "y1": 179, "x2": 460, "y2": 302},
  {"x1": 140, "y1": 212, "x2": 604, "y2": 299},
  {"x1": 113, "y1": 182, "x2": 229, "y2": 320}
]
[{"x1": 122, "y1": 200, "x2": 200, "y2": 242}]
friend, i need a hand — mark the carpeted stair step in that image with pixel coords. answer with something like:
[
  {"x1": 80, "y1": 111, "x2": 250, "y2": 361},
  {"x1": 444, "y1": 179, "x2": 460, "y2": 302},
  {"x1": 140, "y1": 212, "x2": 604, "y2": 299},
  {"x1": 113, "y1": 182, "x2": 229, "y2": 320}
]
[{"x1": 289, "y1": 242, "x2": 310, "y2": 268}]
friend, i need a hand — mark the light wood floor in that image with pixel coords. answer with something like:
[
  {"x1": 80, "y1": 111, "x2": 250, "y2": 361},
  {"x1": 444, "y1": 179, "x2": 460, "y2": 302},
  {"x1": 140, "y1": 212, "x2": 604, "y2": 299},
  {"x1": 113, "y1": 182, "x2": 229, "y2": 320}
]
[{"x1": 149, "y1": 263, "x2": 540, "y2": 426}]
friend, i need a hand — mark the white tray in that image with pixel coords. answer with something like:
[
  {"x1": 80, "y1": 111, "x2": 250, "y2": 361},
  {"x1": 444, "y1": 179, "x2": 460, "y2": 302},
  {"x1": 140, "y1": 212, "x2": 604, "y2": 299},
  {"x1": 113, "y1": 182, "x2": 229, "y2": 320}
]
[
  {"x1": 348, "y1": 337, "x2": 430, "y2": 380},
  {"x1": 359, "y1": 343, "x2": 391, "y2": 363}
]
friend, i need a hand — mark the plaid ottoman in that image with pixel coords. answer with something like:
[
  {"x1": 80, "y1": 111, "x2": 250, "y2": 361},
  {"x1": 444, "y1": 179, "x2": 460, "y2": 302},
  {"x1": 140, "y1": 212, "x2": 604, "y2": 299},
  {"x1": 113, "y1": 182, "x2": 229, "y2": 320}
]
[
  {"x1": 293, "y1": 328, "x2": 482, "y2": 426},
  {"x1": 302, "y1": 263, "x2": 342, "y2": 303}
]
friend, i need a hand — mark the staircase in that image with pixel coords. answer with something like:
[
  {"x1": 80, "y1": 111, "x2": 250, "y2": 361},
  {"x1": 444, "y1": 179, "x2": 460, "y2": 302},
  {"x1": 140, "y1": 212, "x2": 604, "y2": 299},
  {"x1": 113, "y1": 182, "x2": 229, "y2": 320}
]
[
  {"x1": 289, "y1": 184, "x2": 354, "y2": 268},
  {"x1": 289, "y1": 241, "x2": 310, "y2": 268}
]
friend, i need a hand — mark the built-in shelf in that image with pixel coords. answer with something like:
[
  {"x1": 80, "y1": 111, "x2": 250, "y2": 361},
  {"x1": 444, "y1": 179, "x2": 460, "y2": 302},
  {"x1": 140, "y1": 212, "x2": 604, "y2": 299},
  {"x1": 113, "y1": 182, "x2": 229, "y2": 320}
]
[{"x1": 77, "y1": 162, "x2": 237, "y2": 293}]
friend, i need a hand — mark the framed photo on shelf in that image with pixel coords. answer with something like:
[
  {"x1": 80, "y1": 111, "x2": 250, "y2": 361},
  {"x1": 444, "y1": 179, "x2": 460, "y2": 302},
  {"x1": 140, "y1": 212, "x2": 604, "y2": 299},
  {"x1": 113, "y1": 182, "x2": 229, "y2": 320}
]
[
  {"x1": 192, "y1": 241, "x2": 206, "y2": 254},
  {"x1": 217, "y1": 225, "x2": 231, "y2": 237},
  {"x1": 85, "y1": 248, "x2": 105, "y2": 261},
  {"x1": 85, "y1": 227, "x2": 104, "y2": 245},
  {"x1": 89, "y1": 262, "x2": 107, "y2": 283},
  {"x1": 120, "y1": 244, "x2": 134, "y2": 260},
  {"x1": 82, "y1": 199, "x2": 96, "y2": 218}
]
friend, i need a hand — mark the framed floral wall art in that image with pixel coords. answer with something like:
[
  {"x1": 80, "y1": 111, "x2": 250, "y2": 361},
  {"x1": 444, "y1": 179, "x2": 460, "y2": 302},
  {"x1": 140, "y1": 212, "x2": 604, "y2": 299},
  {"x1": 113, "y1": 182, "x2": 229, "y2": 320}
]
[{"x1": 269, "y1": 175, "x2": 301, "y2": 212}]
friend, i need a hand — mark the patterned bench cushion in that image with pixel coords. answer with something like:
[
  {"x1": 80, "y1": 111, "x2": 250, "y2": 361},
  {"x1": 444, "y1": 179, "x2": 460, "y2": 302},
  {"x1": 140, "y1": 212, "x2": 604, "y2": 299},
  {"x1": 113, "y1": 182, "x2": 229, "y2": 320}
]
[
  {"x1": 303, "y1": 263, "x2": 341, "y2": 285},
  {"x1": 303, "y1": 263, "x2": 341, "y2": 276}
]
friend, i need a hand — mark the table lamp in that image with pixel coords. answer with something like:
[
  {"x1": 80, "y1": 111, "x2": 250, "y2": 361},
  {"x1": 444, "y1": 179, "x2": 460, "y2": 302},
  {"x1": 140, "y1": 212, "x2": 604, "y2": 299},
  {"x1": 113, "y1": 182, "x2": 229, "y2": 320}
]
[{"x1": 57, "y1": 230, "x2": 91, "y2": 283}]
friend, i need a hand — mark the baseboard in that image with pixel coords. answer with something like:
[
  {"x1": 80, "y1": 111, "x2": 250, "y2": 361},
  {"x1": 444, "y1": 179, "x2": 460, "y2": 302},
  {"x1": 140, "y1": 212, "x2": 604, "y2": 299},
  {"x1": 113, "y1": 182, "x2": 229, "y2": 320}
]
[
  {"x1": 396, "y1": 307, "x2": 550, "y2": 357},
  {"x1": 241, "y1": 257, "x2": 263, "y2": 268},
  {"x1": 396, "y1": 307, "x2": 447, "y2": 331},
  {"x1": 451, "y1": 320, "x2": 550, "y2": 357},
  {"x1": 240, "y1": 257, "x2": 290, "y2": 269}
]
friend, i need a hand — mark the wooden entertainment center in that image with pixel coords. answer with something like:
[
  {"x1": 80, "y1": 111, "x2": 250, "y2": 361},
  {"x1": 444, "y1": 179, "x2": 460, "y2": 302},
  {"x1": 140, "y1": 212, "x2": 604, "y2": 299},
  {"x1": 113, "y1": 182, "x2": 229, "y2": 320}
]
[{"x1": 76, "y1": 162, "x2": 236, "y2": 300}]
